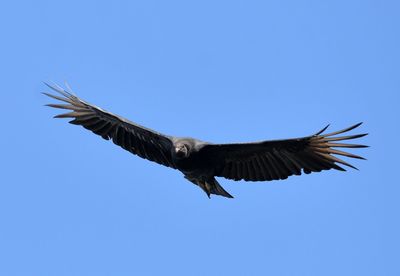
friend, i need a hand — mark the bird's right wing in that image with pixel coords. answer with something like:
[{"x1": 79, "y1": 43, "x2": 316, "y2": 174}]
[{"x1": 44, "y1": 83, "x2": 176, "y2": 169}]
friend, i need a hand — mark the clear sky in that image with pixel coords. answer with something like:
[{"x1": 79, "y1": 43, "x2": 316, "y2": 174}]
[{"x1": 1, "y1": 0, "x2": 399, "y2": 275}]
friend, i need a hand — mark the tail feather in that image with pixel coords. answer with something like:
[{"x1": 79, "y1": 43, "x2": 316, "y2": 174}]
[
  {"x1": 185, "y1": 176, "x2": 234, "y2": 198},
  {"x1": 208, "y1": 178, "x2": 234, "y2": 198}
]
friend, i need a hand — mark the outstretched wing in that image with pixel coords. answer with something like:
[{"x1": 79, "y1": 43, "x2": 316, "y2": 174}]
[
  {"x1": 44, "y1": 83, "x2": 176, "y2": 169},
  {"x1": 199, "y1": 123, "x2": 367, "y2": 181}
]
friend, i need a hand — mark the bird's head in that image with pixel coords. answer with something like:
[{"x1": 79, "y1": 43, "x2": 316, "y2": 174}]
[{"x1": 174, "y1": 143, "x2": 189, "y2": 158}]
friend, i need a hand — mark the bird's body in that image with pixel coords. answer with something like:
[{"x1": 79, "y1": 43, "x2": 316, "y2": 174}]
[
  {"x1": 44, "y1": 83, "x2": 368, "y2": 198},
  {"x1": 170, "y1": 137, "x2": 234, "y2": 197}
]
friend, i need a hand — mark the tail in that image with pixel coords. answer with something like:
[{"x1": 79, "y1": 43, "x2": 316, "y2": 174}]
[
  {"x1": 185, "y1": 176, "x2": 234, "y2": 198},
  {"x1": 207, "y1": 178, "x2": 234, "y2": 198}
]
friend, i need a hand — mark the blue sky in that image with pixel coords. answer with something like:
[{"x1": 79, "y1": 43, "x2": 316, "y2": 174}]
[{"x1": 1, "y1": 0, "x2": 399, "y2": 275}]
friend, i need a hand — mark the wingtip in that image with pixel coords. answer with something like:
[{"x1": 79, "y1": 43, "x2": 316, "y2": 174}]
[
  {"x1": 323, "y1": 123, "x2": 367, "y2": 138},
  {"x1": 43, "y1": 81, "x2": 55, "y2": 90},
  {"x1": 359, "y1": 144, "x2": 369, "y2": 148},
  {"x1": 43, "y1": 81, "x2": 75, "y2": 98},
  {"x1": 42, "y1": 92, "x2": 54, "y2": 98},
  {"x1": 347, "y1": 163, "x2": 358, "y2": 170},
  {"x1": 315, "y1": 124, "x2": 330, "y2": 136},
  {"x1": 64, "y1": 81, "x2": 77, "y2": 96}
]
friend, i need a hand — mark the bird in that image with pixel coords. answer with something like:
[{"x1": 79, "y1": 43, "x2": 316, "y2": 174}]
[{"x1": 44, "y1": 83, "x2": 368, "y2": 198}]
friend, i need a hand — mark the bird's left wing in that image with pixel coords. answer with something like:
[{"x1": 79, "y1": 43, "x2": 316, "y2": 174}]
[
  {"x1": 44, "y1": 83, "x2": 176, "y2": 169},
  {"x1": 198, "y1": 123, "x2": 367, "y2": 181}
]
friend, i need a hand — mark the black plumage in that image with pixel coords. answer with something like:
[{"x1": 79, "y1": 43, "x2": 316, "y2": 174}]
[{"x1": 44, "y1": 83, "x2": 368, "y2": 198}]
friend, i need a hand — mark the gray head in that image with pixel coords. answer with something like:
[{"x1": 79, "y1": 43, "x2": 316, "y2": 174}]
[{"x1": 174, "y1": 142, "x2": 189, "y2": 158}]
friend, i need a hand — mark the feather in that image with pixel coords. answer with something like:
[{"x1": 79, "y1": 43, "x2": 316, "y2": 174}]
[
  {"x1": 317, "y1": 142, "x2": 368, "y2": 148},
  {"x1": 54, "y1": 111, "x2": 93, "y2": 118},
  {"x1": 323, "y1": 133, "x2": 368, "y2": 142},
  {"x1": 322, "y1": 122, "x2": 363, "y2": 137},
  {"x1": 314, "y1": 124, "x2": 330, "y2": 135}
]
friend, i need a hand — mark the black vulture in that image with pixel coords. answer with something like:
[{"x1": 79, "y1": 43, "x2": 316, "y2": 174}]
[{"x1": 44, "y1": 83, "x2": 368, "y2": 198}]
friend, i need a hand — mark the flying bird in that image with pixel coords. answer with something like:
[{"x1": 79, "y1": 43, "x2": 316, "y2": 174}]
[{"x1": 44, "y1": 83, "x2": 368, "y2": 198}]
